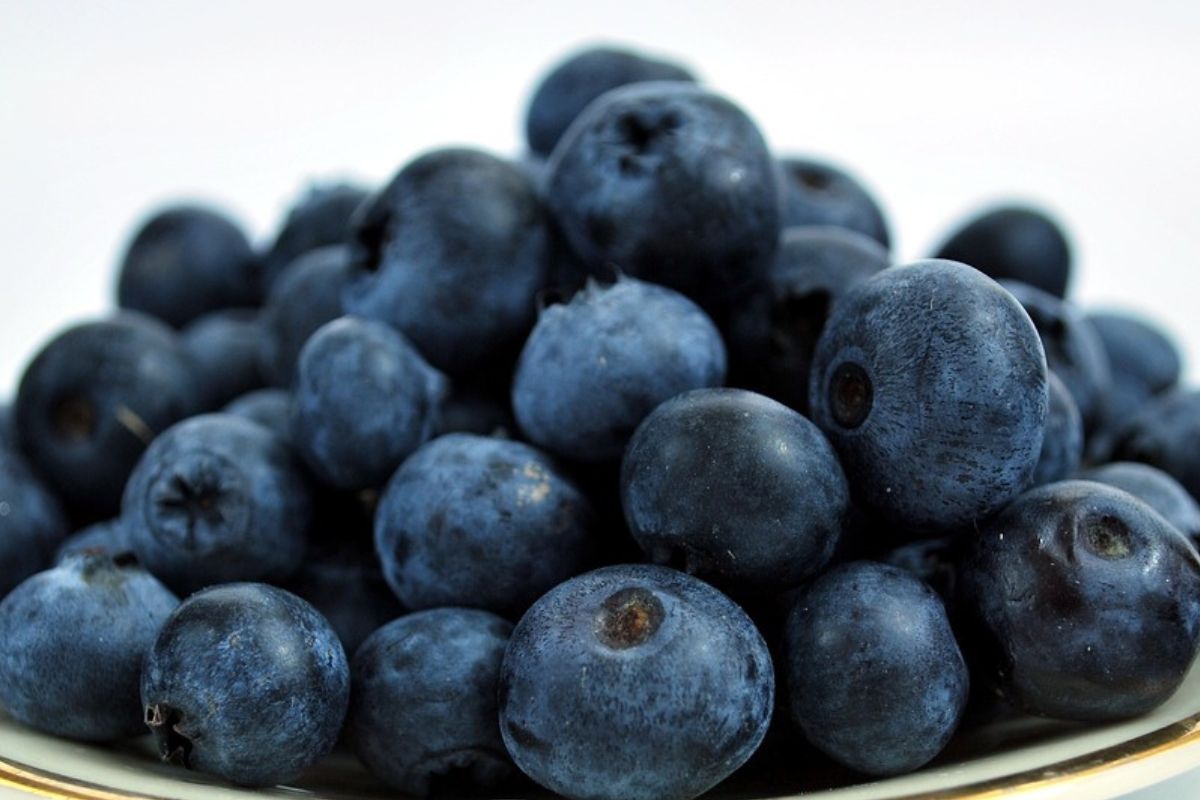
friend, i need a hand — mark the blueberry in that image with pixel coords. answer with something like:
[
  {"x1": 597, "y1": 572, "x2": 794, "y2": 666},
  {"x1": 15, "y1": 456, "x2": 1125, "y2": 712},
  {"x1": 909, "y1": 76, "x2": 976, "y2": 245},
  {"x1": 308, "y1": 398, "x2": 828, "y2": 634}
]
[
  {"x1": 1083, "y1": 462, "x2": 1200, "y2": 541},
  {"x1": 180, "y1": 309, "x2": 264, "y2": 411},
  {"x1": 15, "y1": 314, "x2": 197, "y2": 519},
  {"x1": 1087, "y1": 310, "x2": 1181, "y2": 396},
  {"x1": 432, "y1": 388, "x2": 515, "y2": 439},
  {"x1": 54, "y1": 518, "x2": 133, "y2": 564},
  {"x1": 1031, "y1": 371, "x2": 1083, "y2": 486},
  {"x1": 116, "y1": 204, "x2": 259, "y2": 328},
  {"x1": 779, "y1": 158, "x2": 890, "y2": 248},
  {"x1": 784, "y1": 562, "x2": 968, "y2": 775},
  {"x1": 258, "y1": 245, "x2": 354, "y2": 386},
  {"x1": 621, "y1": 388, "x2": 848, "y2": 591},
  {"x1": 0, "y1": 554, "x2": 178, "y2": 741},
  {"x1": 349, "y1": 608, "x2": 514, "y2": 796},
  {"x1": 525, "y1": 45, "x2": 696, "y2": 157},
  {"x1": 375, "y1": 433, "x2": 595, "y2": 616},
  {"x1": 725, "y1": 226, "x2": 890, "y2": 413},
  {"x1": 122, "y1": 414, "x2": 311, "y2": 594},
  {"x1": 0, "y1": 449, "x2": 68, "y2": 599},
  {"x1": 959, "y1": 480, "x2": 1200, "y2": 720},
  {"x1": 546, "y1": 82, "x2": 781, "y2": 310},
  {"x1": 808, "y1": 260, "x2": 1047, "y2": 531},
  {"x1": 290, "y1": 317, "x2": 447, "y2": 490},
  {"x1": 933, "y1": 205, "x2": 1071, "y2": 298},
  {"x1": 222, "y1": 388, "x2": 291, "y2": 441},
  {"x1": 881, "y1": 536, "x2": 960, "y2": 602},
  {"x1": 0, "y1": 402, "x2": 12, "y2": 451},
  {"x1": 141, "y1": 583, "x2": 349, "y2": 787},
  {"x1": 262, "y1": 181, "x2": 370, "y2": 290},
  {"x1": 1001, "y1": 280, "x2": 1111, "y2": 431},
  {"x1": 512, "y1": 277, "x2": 726, "y2": 462},
  {"x1": 499, "y1": 564, "x2": 773, "y2": 800},
  {"x1": 1113, "y1": 389, "x2": 1200, "y2": 501},
  {"x1": 343, "y1": 148, "x2": 549, "y2": 375}
]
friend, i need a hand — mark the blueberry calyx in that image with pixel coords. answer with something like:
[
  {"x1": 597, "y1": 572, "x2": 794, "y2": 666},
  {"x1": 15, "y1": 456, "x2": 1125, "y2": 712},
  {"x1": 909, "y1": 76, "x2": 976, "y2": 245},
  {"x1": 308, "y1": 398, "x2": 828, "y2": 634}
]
[
  {"x1": 1083, "y1": 515, "x2": 1133, "y2": 559},
  {"x1": 52, "y1": 395, "x2": 96, "y2": 442},
  {"x1": 830, "y1": 361, "x2": 872, "y2": 429},
  {"x1": 146, "y1": 703, "x2": 193, "y2": 768},
  {"x1": 594, "y1": 587, "x2": 665, "y2": 649}
]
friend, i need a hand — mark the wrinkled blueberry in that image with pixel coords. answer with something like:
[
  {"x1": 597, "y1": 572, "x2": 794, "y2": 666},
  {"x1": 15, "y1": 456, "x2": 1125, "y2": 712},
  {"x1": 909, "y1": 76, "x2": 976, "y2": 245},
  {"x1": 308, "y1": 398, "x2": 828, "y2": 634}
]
[
  {"x1": 376, "y1": 434, "x2": 595, "y2": 616},
  {"x1": 779, "y1": 158, "x2": 890, "y2": 248},
  {"x1": 1031, "y1": 371, "x2": 1083, "y2": 486},
  {"x1": 122, "y1": 414, "x2": 311, "y2": 594},
  {"x1": 344, "y1": 148, "x2": 549, "y2": 375},
  {"x1": 15, "y1": 314, "x2": 196, "y2": 519},
  {"x1": 0, "y1": 554, "x2": 177, "y2": 740},
  {"x1": 934, "y1": 205, "x2": 1071, "y2": 298},
  {"x1": 54, "y1": 518, "x2": 133, "y2": 564},
  {"x1": 1083, "y1": 462, "x2": 1200, "y2": 541},
  {"x1": 622, "y1": 388, "x2": 848, "y2": 591},
  {"x1": 512, "y1": 277, "x2": 726, "y2": 462},
  {"x1": 222, "y1": 388, "x2": 291, "y2": 441},
  {"x1": 546, "y1": 82, "x2": 780, "y2": 310},
  {"x1": 809, "y1": 260, "x2": 1047, "y2": 531},
  {"x1": 959, "y1": 480, "x2": 1200, "y2": 720},
  {"x1": 116, "y1": 204, "x2": 258, "y2": 328},
  {"x1": 291, "y1": 317, "x2": 446, "y2": 490},
  {"x1": 1113, "y1": 389, "x2": 1200, "y2": 501},
  {"x1": 141, "y1": 583, "x2": 349, "y2": 787},
  {"x1": 0, "y1": 449, "x2": 68, "y2": 599},
  {"x1": 499, "y1": 564, "x2": 773, "y2": 800},
  {"x1": 785, "y1": 562, "x2": 968, "y2": 775},
  {"x1": 181, "y1": 309, "x2": 263, "y2": 411},
  {"x1": 262, "y1": 182, "x2": 370, "y2": 290},
  {"x1": 349, "y1": 608, "x2": 514, "y2": 796}
]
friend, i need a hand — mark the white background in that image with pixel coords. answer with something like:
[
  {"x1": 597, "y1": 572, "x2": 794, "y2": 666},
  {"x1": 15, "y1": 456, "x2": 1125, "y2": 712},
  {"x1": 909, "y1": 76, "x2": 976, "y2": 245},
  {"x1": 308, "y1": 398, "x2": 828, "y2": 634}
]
[{"x1": 1, "y1": 1, "x2": 1199, "y2": 796}]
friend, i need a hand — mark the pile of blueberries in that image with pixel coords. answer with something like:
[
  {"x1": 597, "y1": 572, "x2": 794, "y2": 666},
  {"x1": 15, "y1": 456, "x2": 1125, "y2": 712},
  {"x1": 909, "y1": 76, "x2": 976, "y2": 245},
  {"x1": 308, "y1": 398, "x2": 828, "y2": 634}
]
[{"x1": 2, "y1": 43, "x2": 1200, "y2": 800}]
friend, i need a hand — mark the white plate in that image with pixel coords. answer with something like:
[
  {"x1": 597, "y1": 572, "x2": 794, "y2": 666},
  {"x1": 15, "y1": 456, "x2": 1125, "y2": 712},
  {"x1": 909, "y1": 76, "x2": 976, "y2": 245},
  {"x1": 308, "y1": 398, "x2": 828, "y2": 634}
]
[{"x1": 3, "y1": 664, "x2": 1200, "y2": 800}]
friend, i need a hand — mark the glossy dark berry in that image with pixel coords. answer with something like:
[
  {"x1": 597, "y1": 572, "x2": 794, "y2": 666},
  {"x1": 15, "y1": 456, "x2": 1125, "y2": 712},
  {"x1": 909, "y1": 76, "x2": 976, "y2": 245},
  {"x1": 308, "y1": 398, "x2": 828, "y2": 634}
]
[
  {"x1": 546, "y1": 82, "x2": 781, "y2": 310},
  {"x1": 809, "y1": 260, "x2": 1048, "y2": 531},
  {"x1": 15, "y1": 314, "x2": 197, "y2": 519},
  {"x1": 1031, "y1": 371, "x2": 1083, "y2": 486},
  {"x1": 349, "y1": 609, "x2": 514, "y2": 796},
  {"x1": 343, "y1": 148, "x2": 549, "y2": 375},
  {"x1": 0, "y1": 554, "x2": 178, "y2": 741},
  {"x1": 290, "y1": 317, "x2": 447, "y2": 490},
  {"x1": 141, "y1": 583, "x2": 349, "y2": 787},
  {"x1": 1083, "y1": 462, "x2": 1200, "y2": 541},
  {"x1": 959, "y1": 480, "x2": 1200, "y2": 720},
  {"x1": 526, "y1": 45, "x2": 696, "y2": 157},
  {"x1": 116, "y1": 205, "x2": 258, "y2": 328},
  {"x1": 621, "y1": 388, "x2": 848, "y2": 591},
  {"x1": 122, "y1": 414, "x2": 312, "y2": 594},
  {"x1": 262, "y1": 182, "x2": 370, "y2": 289},
  {"x1": 512, "y1": 277, "x2": 726, "y2": 462},
  {"x1": 784, "y1": 562, "x2": 968, "y2": 775},
  {"x1": 1113, "y1": 389, "x2": 1200, "y2": 501},
  {"x1": 222, "y1": 388, "x2": 291, "y2": 441},
  {"x1": 180, "y1": 309, "x2": 263, "y2": 411},
  {"x1": 779, "y1": 158, "x2": 890, "y2": 248},
  {"x1": 934, "y1": 205, "x2": 1071, "y2": 298},
  {"x1": 499, "y1": 564, "x2": 773, "y2": 800},
  {"x1": 0, "y1": 450, "x2": 68, "y2": 599},
  {"x1": 54, "y1": 518, "x2": 133, "y2": 564},
  {"x1": 375, "y1": 434, "x2": 595, "y2": 616}
]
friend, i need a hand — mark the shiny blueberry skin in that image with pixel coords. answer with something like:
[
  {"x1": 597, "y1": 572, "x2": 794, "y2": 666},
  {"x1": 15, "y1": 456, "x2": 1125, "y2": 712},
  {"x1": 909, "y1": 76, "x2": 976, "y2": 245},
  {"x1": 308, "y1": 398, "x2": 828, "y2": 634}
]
[
  {"x1": 141, "y1": 583, "x2": 349, "y2": 788},
  {"x1": 526, "y1": 45, "x2": 695, "y2": 157},
  {"x1": 54, "y1": 518, "x2": 133, "y2": 564},
  {"x1": 785, "y1": 562, "x2": 968, "y2": 776},
  {"x1": 499, "y1": 564, "x2": 773, "y2": 800},
  {"x1": 122, "y1": 414, "x2": 311, "y2": 594},
  {"x1": 779, "y1": 158, "x2": 890, "y2": 248},
  {"x1": 15, "y1": 314, "x2": 197, "y2": 519},
  {"x1": 116, "y1": 205, "x2": 259, "y2": 328},
  {"x1": 290, "y1": 317, "x2": 447, "y2": 490},
  {"x1": 343, "y1": 148, "x2": 549, "y2": 375},
  {"x1": 1083, "y1": 462, "x2": 1200, "y2": 541},
  {"x1": 0, "y1": 554, "x2": 178, "y2": 741},
  {"x1": 934, "y1": 205, "x2": 1071, "y2": 298},
  {"x1": 622, "y1": 388, "x2": 848, "y2": 591},
  {"x1": 546, "y1": 82, "x2": 781, "y2": 310},
  {"x1": 222, "y1": 388, "x2": 291, "y2": 441},
  {"x1": 959, "y1": 480, "x2": 1200, "y2": 720},
  {"x1": 181, "y1": 309, "x2": 263, "y2": 411},
  {"x1": 349, "y1": 609, "x2": 514, "y2": 796},
  {"x1": 262, "y1": 182, "x2": 370, "y2": 290},
  {"x1": 1031, "y1": 371, "x2": 1083, "y2": 486},
  {"x1": 512, "y1": 277, "x2": 726, "y2": 462},
  {"x1": 1114, "y1": 389, "x2": 1200, "y2": 501},
  {"x1": 376, "y1": 434, "x2": 595, "y2": 617},
  {"x1": 809, "y1": 260, "x2": 1048, "y2": 531},
  {"x1": 0, "y1": 450, "x2": 68, "y2": 599},
  {"x1": 258, "y1": 245, "x2": 354, "y2": 387},
  {"x1": 1001, "y1": 280, "x2": 1111, "y2": 432},
  {"x1": 725, "y1": 226, "x2": 890, "y2": 413}
]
